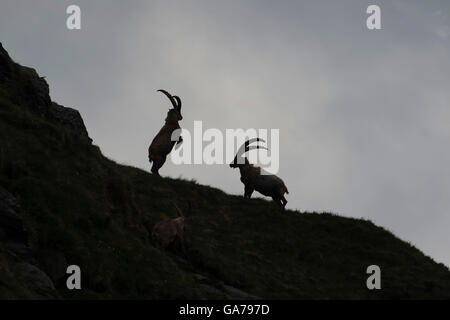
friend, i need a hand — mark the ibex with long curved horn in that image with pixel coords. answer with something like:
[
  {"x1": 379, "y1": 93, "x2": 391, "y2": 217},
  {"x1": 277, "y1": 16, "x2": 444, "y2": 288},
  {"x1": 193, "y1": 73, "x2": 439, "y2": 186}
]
[
  {"x1": 148, "y1": 89, "x2": 183, "y2": 176},
  {"x1": 230, "y1": 138, "x2": 289, "y2": 208}
]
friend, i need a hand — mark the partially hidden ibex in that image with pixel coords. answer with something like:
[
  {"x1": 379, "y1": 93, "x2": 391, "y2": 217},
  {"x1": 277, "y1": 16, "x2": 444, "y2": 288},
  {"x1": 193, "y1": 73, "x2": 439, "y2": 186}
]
[
  {"x1": 230, "y1": 138, "x2": 289, "y2": 208},
  {"x1": 148, "y1": 89, "x2": 183, "y2": 176},
  {"x1": 151, "y1": 202, "x2": 186, "y2": 256}
]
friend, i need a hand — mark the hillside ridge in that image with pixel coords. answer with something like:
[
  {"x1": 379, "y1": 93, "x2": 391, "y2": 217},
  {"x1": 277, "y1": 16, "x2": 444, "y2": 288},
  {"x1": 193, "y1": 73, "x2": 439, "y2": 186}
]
[{"x1": 1, "y1": 43, "x2": 449, "y2": 299}]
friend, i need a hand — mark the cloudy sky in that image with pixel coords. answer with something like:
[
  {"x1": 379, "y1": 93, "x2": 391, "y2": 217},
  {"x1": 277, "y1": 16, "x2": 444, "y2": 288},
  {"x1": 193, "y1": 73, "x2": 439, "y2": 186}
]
[{"x1": 1, "y1": 0, "x2": 449, "y2": 267}]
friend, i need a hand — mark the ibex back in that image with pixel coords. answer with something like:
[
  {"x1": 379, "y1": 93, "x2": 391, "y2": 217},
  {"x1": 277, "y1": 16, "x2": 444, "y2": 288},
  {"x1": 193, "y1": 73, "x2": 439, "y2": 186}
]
[{"x1": 230, "y1": 138, "x2": 289, "y2": 208}]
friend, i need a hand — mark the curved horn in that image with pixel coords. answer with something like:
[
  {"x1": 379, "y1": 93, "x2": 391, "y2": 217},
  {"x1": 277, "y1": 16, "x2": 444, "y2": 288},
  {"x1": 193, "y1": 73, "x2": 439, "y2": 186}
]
[
  {"x1": 233, "y1": 138, "x2": 266, "y2": 163},
  {"x1": 246, "y1": 145, "x2": 268, "y2": 153},
  {"x1": 173, "y1": 95, "x2": 182, "y2": 111},
  {"x1": 157, "y1": 89, "x2": 177, "y2": 109}
]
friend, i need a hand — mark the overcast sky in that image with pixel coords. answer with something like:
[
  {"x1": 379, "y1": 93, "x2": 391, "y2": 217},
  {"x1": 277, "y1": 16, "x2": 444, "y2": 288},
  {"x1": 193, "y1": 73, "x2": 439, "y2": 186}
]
[{"x1": 1, "y1": 0, "x2": 449, "y2": 268}]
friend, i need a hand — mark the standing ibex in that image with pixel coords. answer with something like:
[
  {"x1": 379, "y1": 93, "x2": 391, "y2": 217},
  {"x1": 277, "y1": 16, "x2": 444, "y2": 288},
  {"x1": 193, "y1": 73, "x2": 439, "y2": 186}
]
[
  {"x1": 148, "y1": 89, "x2": 183, "y2": 176},
  {"x1": 230, "y1": 138, "x2": 289, "y2": 208}
]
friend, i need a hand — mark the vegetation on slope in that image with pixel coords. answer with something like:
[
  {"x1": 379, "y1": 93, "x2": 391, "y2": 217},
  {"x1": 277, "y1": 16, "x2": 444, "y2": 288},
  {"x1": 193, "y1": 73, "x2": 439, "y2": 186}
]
[{"x1": 1, "y1": 43, "x2": 449, "y2": 299}]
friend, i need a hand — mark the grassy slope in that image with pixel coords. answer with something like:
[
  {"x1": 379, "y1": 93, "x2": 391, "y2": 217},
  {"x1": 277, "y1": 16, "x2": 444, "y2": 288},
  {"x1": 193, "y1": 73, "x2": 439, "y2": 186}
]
[{"x1": 1, "y1": 60, "x2": 450, "y2": 300}]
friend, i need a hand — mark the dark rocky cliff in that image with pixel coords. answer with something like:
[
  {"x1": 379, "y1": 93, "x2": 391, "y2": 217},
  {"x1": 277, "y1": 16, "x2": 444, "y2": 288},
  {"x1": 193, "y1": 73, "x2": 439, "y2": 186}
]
[{"x1": 0, "y1": 42, "x2": 90, "y2": 142}]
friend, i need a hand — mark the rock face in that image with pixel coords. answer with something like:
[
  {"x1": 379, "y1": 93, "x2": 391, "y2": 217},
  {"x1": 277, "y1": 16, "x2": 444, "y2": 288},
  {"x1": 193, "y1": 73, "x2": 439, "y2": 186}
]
[
  {"x1": 0, "y1": 186, "x2": 58, "y2": 298},
  {"x1": 35, "y1": 248, "x2": 68, "y2": 285},
  {"x1": 0, "y1": 42, "x2": 13, "y2": 80},
  {"x1": 0, "y1": 186, "x2": 28, "y2": 245},
  {"x1": 0, "y1": 42, "x2": 91, "y2": 142},
  {"x1": 14, "y1": 262, "x2": 58, "y2": 298},
  {"x1": 16, "y1": 66, "x2": 52, "y2": 116},
  {"x1": 48, "y1": 102, "x2": 91, "y2": 142}
]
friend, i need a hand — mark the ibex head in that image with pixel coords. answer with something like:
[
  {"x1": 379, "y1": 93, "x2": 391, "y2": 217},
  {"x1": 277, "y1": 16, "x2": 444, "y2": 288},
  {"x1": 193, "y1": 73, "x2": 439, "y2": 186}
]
[
  {"x1": 230, "y1": 138, "x2": 267, "y2": 169},
  {"x1": 158, "y1": 89, "x2": 183, "y2": 122}
]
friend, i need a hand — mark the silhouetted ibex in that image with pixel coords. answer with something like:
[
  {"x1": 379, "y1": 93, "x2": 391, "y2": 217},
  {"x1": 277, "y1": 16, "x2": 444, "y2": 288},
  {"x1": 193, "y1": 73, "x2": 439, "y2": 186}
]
[
  {"x1": 230, "y1": 138, "x2": 289, "y2": 208},
  {"x1": 148, "y1": 89, "x2": 183, "y2": 176}
]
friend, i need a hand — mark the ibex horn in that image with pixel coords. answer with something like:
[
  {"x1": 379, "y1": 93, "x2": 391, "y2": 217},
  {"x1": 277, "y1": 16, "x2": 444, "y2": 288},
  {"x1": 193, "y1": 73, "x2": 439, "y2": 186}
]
[{"x1": 157, "y1": 89, "x2": 178, "y2": 109}]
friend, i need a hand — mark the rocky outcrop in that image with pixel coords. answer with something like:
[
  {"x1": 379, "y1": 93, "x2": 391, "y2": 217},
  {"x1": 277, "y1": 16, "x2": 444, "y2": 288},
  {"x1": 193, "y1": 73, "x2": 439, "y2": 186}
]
[
  {"x1": 0, "y1": 186, "x2": 58, "y2": 298},
  {"x1": 0, "y1": 42, "x2": 13, "y2": 81},
  {"x1": 0, "y1": 186, "x2": 28, "y2": 246},
  {"x1": 35, "y1": 248, "x2": 68, "y2": 286},
  {"x1": 16, "y1": 66, "x2": 52, "y2": 116},
  {"x1": 13, "y1": 262, "x2": 58, "y2": 298},
  {"x1": 0, "y1": 42, "x2": 91, "y2": 142},
  {"x1": 48, "y1": 102, "x2": 91, "y2": 142}
]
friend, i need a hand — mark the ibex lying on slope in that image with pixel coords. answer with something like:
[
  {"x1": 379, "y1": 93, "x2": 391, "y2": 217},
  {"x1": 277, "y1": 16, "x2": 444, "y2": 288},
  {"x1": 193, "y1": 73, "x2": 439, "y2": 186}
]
[
  {"x1": 148, "y1": 89, "x2": 183, "y2": 176},
  {"x1": 230, "y1": 138, "x2": 289, "y2": 208}
]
